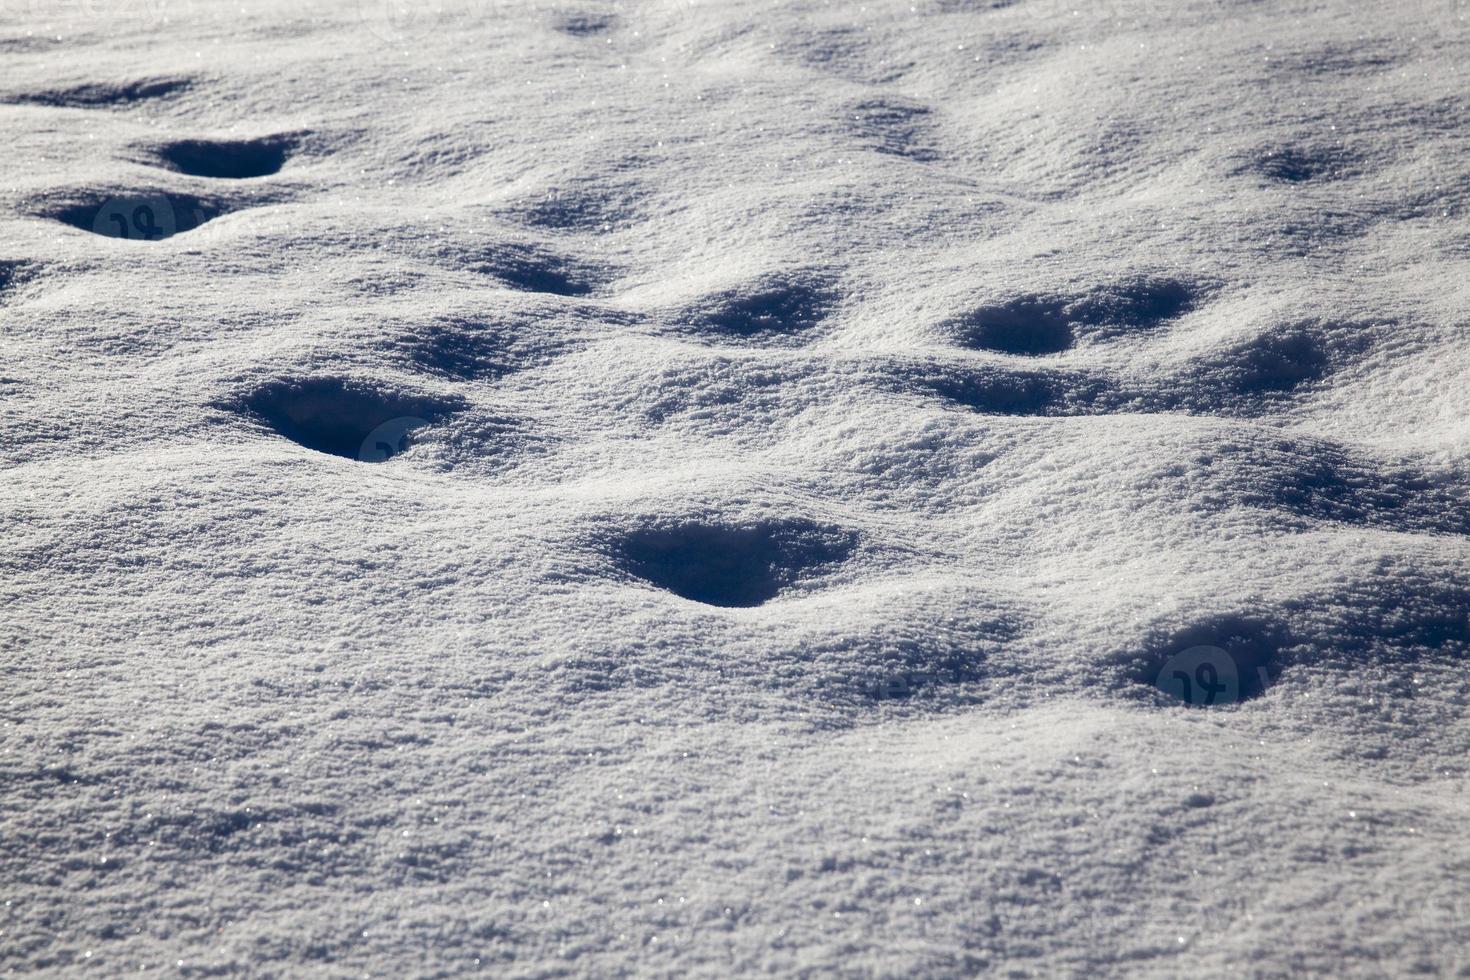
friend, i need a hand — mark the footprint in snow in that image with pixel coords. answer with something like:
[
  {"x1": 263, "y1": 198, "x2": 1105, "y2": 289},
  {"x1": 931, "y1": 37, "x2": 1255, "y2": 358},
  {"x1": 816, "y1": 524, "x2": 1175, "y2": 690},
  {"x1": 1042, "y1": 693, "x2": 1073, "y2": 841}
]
[
  {"x1": 949, "y1": 278, "x2": 1199, "y2": 356},
  {"x1": 144, "y1": 135, "x2": 297, "y2": 180},
  {"x1": 233, "y1": 378, "x2": 460, "y2": 463},
  {"x1": 613, "y1": 518, "x2": 856, "y2": 608},
  {"x1": 40, "y1": 190, "x2": 233, "y2": 241}
]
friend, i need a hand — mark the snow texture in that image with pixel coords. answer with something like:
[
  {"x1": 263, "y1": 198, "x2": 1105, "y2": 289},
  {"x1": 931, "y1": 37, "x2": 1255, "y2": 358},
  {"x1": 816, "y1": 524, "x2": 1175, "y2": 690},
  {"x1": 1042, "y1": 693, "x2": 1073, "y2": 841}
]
[{"x1": 2, "y1": 0, "x2": 1469, "y2": 976}]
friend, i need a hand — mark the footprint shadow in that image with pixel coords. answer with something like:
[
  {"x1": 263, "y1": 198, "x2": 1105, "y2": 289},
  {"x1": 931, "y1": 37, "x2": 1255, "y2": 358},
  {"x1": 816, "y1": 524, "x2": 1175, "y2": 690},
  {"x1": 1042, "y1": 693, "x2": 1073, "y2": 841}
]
[
  {"x1": 555, "y1": 11, "x2": 616, "y2": 35},
  {"x1": 389, "y1": 315, "x2": 578, "y2": 383},
  {"x1": 232, "y1": 378, "x2": 462, "y2": 462},
  {"x1": 613, "y1": 518, "x2": 857, "y2": 607},
  {"x1": 952, "y1": 297, "x2": 1075, "y2": 355},
  {"x1": 781, "y1": 26, "x2": 913, "y2": 85},
  {"x1": 505, "y1": 174, "x2": 646, "y2": 232},
  {"x1": 145, "y1": 135, "x2": 296, "y2": 180},
  {"x1": 40, "y1": 190, "x2": 237, "y2": 241},
  {"x1": 949, "y1": 278, "x2": 1198, "y2": 356},
  {"x1": 1132, "y1": 617, "x2": 1287, "y2": 707}
]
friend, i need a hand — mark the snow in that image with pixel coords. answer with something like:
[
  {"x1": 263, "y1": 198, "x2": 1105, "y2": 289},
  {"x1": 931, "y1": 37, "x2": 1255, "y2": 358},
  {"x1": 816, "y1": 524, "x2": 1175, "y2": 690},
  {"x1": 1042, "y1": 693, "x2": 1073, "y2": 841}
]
[{"x1": 2, "y1": 0, "x2": 1469, "y2": 974}]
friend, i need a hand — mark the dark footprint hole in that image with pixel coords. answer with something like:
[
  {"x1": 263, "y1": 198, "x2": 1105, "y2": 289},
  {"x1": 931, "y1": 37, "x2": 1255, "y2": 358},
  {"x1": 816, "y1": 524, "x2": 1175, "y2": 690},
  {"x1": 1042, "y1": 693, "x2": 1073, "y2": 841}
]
[
  {"x1": 236, "y1": 378, "x2": 459, "y2": 462},
  {"x1": 0, "y1": 37, "x2": 62, "y2": 54},
  {"x1": 681, "y1": 274, "x2": 837, "y2": 341},
  {"x1": 926, "y1": 370, "x2": 1063, "y2": 415},
  {"x1": 953, "y1": 279, "x2": 1197, "y2": 355},
  {"x1": 149, "y1": 136, "x2": 293, "y2": 179},
  {"x1": 2, "y1": 76, "x2": 192, "y2": 108},
  {"x1": 1137, "y1": 618, "x2": 1285, "y2": 707},
  {"x1": 615, "y1": 519, "x2": 856, "y2": 607},
  {"x1": 955, "y1": 298, "x2": 1074, "y2": 355},
  {"x1": 46, "y1": 191, "x2": 228, "y2": 241},
  {"x1": 1069, "y1": 279, "x2": 1196, "y2": 334}
]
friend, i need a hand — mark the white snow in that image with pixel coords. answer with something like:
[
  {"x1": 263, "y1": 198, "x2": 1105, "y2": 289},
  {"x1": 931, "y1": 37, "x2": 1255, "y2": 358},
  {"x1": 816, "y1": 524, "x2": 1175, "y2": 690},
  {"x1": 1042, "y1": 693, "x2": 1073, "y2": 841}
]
[{"x1": 2, "y1": 0, "x2": 1469, "y2": 975}]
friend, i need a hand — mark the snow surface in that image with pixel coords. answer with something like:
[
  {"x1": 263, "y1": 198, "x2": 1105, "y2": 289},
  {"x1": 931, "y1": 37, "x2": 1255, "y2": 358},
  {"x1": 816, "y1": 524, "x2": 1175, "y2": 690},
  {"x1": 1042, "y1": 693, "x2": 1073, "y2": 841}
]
[{"x1": 2, "y1": 0, "x2": 1470, "y2": 975}]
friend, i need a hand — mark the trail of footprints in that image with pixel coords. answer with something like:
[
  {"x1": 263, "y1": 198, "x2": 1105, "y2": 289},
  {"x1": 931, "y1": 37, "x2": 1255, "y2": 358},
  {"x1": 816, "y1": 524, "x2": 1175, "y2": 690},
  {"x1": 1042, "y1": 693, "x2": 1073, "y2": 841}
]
[
  {"x1": 13, "y1": 32, "x2": 1457, "y2": 710},
  {"x1": 3, "y1": 75, "x2": 297, "y2": 240}
]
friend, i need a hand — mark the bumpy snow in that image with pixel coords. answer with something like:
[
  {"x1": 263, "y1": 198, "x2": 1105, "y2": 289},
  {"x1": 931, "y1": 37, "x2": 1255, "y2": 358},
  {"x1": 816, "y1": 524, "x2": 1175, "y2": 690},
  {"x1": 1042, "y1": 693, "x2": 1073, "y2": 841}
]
[{"x1": 3, "y1": 0, "x2": 1469, "y2": 975}]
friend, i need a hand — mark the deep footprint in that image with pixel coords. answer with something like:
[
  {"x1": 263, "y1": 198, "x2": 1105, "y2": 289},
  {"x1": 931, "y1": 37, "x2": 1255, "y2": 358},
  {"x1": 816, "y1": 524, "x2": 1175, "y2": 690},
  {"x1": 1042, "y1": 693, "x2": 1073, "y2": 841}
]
[
  {"x1": 952, "y1": 278, "x2": 1197, "y2": 355},
  {"x1": 1069, "y1": 278, "x2": 1197, "y2": 336},
  {"x1": 44, "y1": 191, "x2": 230, "y2": 241},
  {"x1": 235, "y1": 378, "x2": 460, "y2": 462},
  {"x1": 615, "y1": 519, "x2": 856, "y2": 607},
  {"x1": 953, "y1": 297, "x2": 1075, "y2": 355},
  {"x1": 148, "y1": 136, "x2": 294, "y2": 179},
  {"x1": 1138, "y1": 617, "x2": 1285, "y2": 707}
]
